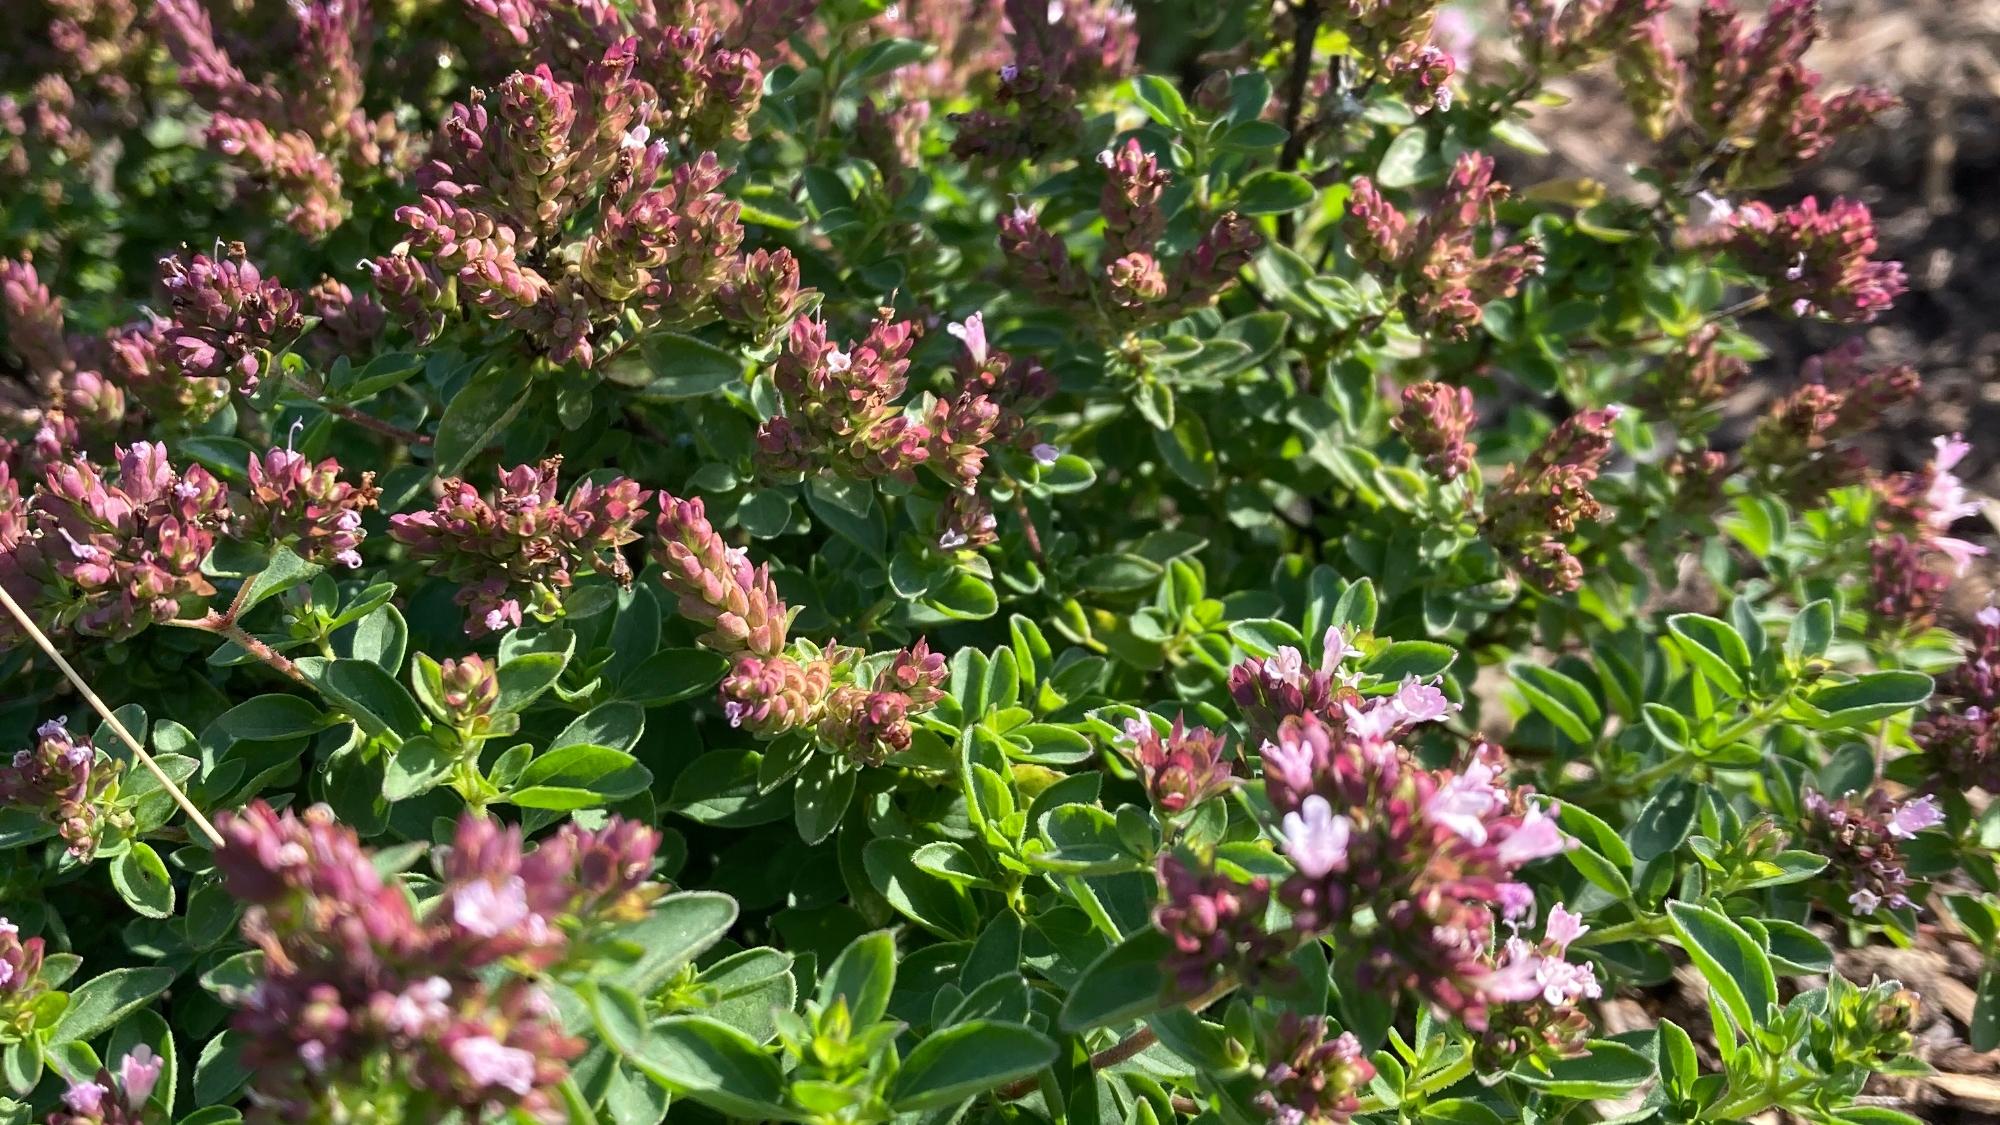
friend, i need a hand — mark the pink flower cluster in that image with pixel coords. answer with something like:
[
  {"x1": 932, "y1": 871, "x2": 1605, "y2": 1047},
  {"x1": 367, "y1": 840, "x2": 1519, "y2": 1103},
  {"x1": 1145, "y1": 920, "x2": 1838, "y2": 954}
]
[
  {"x1": 155, "y1": 0, "x2": 412, "y2": 237},
  {"x1": 1339, "y1": 0, "x2": 1468, "y2": 114},
  {"x1": 759, "y1": 316, "x2": 928, "y2": 482},
  {"x1": 816, "y1": 640, "x2": 950, "y2": 765},
  {"x1": 0, "y1": 442, "x2": 230, "y2": 644},
  {"x1": 1252, "y1": 1014, "x2": 1377, "y2": 1125},
  {"x1": 237, "y1": 445, "x2": 381, "y2": 569},
  {"x1": 1612, "y1": 0, "x2": 1897, "y2": 190},
  {"x1": 1472, "y1": 904, "x2": 1602, "y2": 1066},
  {"x1": 1346, "y1": 154, "x2": 1543, "y2": 340},
  {"x1": 948, "y1": 0, "x2": 1136, "y2": 162},
  {"x1": 1, "y1": 257, "x2": 128, "y2": 479},
  {"x1": 1867, "y1": 534, "x2": 1948, "y2": 631},
  {"x1": 157, "y1": 245, "x2": 308, "y2": 396},
  {"x1": 389, "y1": 457, "x2": 651, "y2": 637},
  {"x1": 1800, "y1": 789, "x2": 1943, "y2": 918},
  {"x1": 1741, "y1": 341, "x2": 1920, "y2": 504},
  {"x1": 758, "y1": 312, "x2": 1049, "y2": 551},
  {"x1": 1643, "y1": 325, "x2": 1746, "y2": 436},
  {"x1": 1264, "y1": 716, "x2": 1569, "y2": 1028},
  {"x1": 435, "y1": 654, "x2": 502, "y2": 732},
  {"x1": 1153, "y1": 852, "x2": 1287, "y2": 999},
  {"x1": 1227, "y1": 626, "x2": 1369, "y2": 740},
  {"x1": 1120, "y1": 716, "x2": 1236, "y2": 815},
  {"x1": 376, "y1": 42, "x2": 743, "y2": 366},
  {"x1": 213, "y1": 802, "x2": 661, "y2": 1122},
  {"x1": 1688, "y1": 197, "x2": 1905, "y2": 324},
  {"x1": 1000, "y1": 140, "x2": 1261, "y2": 333},
  {"x1": 1875, "y1": 434, "x2": 1988, "y2": 579},
  {"x1": 463, "y1": 0, "x2": 810, "y2": 149},
  {"x1": 0, "y1": 916, "x2": 50, "y2": 1037},
  {"x1": 1916, "y1": 607, "x2": 2000, "y2": 792},
  {"x1": 1394, "y1": 381, "x2": 1479, "y2": 482},
  {"x1": 1512, "y1": 0, "x2": 1669, "y2": 77},
  {"x1": 653, "y1": 490, "x2": 794, "y2": 659},
  {"x1": 47, "y1": 1046, "x2": 163, "y2": 1125},
  {"x1": 716, "y1": 247, "x2": 817, "y2": 349},
  {"x1": 1481, "y1": 408, "x2": 1621, "y2": 595},
  {"x1": 0, "y1": 717, "x2": 120, "y2": 859}
]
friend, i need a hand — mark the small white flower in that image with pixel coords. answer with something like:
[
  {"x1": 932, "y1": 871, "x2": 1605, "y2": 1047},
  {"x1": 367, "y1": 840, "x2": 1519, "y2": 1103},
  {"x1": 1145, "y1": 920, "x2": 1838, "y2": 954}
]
[
  {"x1": 825, "y1": 348, "x2": 853, "y2": 373},
  {"x1": 1848, "y1": 887, "x2": 1882, "y2": 915},
  {"x1": 1032, "y1": 442, "x2": 1062, "y2": 465},
  {"x1": 1280, "y1": 796, "x2": 1352, "y2": 879}
]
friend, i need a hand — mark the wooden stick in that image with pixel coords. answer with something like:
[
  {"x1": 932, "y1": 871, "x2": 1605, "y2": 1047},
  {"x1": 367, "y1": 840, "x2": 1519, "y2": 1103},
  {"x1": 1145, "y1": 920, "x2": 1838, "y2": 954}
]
[{"x1": 0, "y1": 584, "x2": 224, "y2": 847}]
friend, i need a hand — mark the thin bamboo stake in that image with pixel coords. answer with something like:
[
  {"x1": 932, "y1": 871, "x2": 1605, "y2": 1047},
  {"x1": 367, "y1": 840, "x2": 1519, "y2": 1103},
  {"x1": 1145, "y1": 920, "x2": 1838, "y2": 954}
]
[{"x1": 0, "y1": 584, "x2": 224, "y2": 847}]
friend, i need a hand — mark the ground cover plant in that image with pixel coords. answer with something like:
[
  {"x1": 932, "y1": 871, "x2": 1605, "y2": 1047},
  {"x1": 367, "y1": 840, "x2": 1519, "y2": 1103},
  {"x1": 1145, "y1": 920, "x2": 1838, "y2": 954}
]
[{"x1": 1, "y1": 0, "x2": 1996, "y2": 1122}]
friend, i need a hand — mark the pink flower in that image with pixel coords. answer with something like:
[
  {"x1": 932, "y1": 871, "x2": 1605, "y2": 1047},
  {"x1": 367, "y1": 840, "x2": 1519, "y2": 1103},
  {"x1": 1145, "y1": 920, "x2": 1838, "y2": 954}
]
[
  {"x1": 1886, "y1": 794, "x2": 1944, "y2": 840},
  {"x1": 946, "y1": 312, "x2": 990, "y2": 366},
  {"x1": 1321, "y1": 625, "x2": 1353, "y2": 671},
  {"x1": 1496, "y1": 882, "x2": 1537, "y2": 921},
  {"x1": 1496, "y1": 806, "x2": 1568, "y2": 865},
  {"x1": 1425, "y1": 762, "x2": 1507, "y2": 844},
  {"x1": 453, "y1": 876, "x2": 534, "y2": 938},
  {"x1": 1543, "y1": 904, "x2": 1588, "y2": 951},
  {"x1": 61, "y1": 1081, "x2": 107, "y2": 1115},
  {"x1": 1849, "y1": 887, "x2": 1882, "y2": 915},
  {"x1": 1266, "y1": 645, "x2": 1306, "y2": 688},
  {"x1": 1032, "y1": 442, "x2": 1062, "y2": 465},
  {"x1": 1391, "y1": 677, "x2": 1456, "y2": 723},
  {"x1": 117, "y1": 1045, "x2": 163, "y2": 1108},
  {"x1": 1281, "y1": 796, "x2": 1353, "y2": 879},
  {"x1": 451, "y1": 1035, "x2": 536, "y2": 1095}
]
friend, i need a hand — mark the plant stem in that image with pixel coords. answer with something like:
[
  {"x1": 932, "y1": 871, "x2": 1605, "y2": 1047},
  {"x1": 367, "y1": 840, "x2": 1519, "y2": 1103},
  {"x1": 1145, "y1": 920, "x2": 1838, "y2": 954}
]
[
  {"x1": 320, "y1": 398, "x2": 432, "y2": 446},
  {"x1": 995, "y1": 980, "x2": 1236, "y2": 1101},
  {"x1": 167, "y1": 611, "x2": 309, "y2": 685},
  {"x1": 1276, "y1": 0, "x2": 1325, "y2": 244},
  {"x1": 0, "y1": 583, "x2": 224, "y2": 847}
]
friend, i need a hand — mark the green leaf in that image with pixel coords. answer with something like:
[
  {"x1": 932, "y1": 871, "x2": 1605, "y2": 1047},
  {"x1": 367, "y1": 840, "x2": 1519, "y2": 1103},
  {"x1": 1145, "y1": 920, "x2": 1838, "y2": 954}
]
[
  {"x1": 1628, "y1": 778, "x2": 1699, "y2": 861},
  {"x1": 233, "y1": 546, "x2": 322, "y2": 617},
  {"x1": 887, "y1": 1021, "x2": 1058, "y2": 1111},
  {"x1": 1666, "y1": 901, "x2": 1776, "y2": 1033},
  {"x1": 1059, "y1": 927, "x2": 1171, "y2": 1032},
  {"x1": 818, "y1": 930, "x2": 896, "y2": 1027},
  {"x1": 1333, "y1": 578, "x2": 1378, "y2": 632},
  {"x1": 211, "y1": 695, "x2": 326, "y2": 742},
  {"x1": 109, "y1": 842, "x2": 175, "y2": 919},
  {"x1": 496, "y1": 635, "x2": 574, "y2": 713},
  {"x1": 1131, "y1": 75, "x2": 1189, "y2": 129},
  {"x1": 1512, "y1": 662, "x2": 1601, "y2": 742},
  {"x1": 793, "y1": 758, "x2": 856, "y2": 845},
  {"x1": 1508, "y1": 1040, "x2": 1655, "y2": 1099},
  {"x1": 1075, "y1": 554, "x2": 1163, "y2": 594},
  {"x1": 1235, "y1": 171, "x2": 1316, "y2": 214},
  {"x1": 1974, "y1": 968, "x2": 2000, "y2": 1052},
  {"x1": 315, "y1": 659, "x2": 425, "y2": 741},
  {"x1": 1667, "y1": 613, "x2": 1752, "y2": 697},
  {"x1": 1802, "y1": 671, "x2": 1933, "y2": 729},
  {"x1": 49, "y1": 967, "x2": 177, "y2": 1046},
  {"x1": 1787, "y1": 598, "x2": 1835, "y2": 663},
  {"x1": 382, "y1": 736, "x2": 450, "y2": 802},
  {"x1": 589, "y1": 984, "x2": 793, "y2": 1121},
  {"x1": 604, "y1": 891, "x2": 741, "y2": 995},
  {"x1": 1375, "y1": 128, "x2": 1432, "y2": 189},
  {"x1": 434, "y1": 361, "x2": 534, "y2": 477},
  {"x1": 637, "y1": 332, "x2": 746, "y2": 399},
  {"x1": 619, "y1": 647, "x2": 729, "y2": 706},
  {"x1": 1361, "y1": 641, "x2": 1456, "y2": 681},
  {"x1": 511, "y1": 744, "x2": 651, "y2": 807}
]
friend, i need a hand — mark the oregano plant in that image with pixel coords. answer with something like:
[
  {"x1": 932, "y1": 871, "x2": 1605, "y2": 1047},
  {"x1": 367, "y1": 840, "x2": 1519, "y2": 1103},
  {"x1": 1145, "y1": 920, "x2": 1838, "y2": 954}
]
[{"x1": 0, "y1": 0, "x2": 1991, "y2": 1123}]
